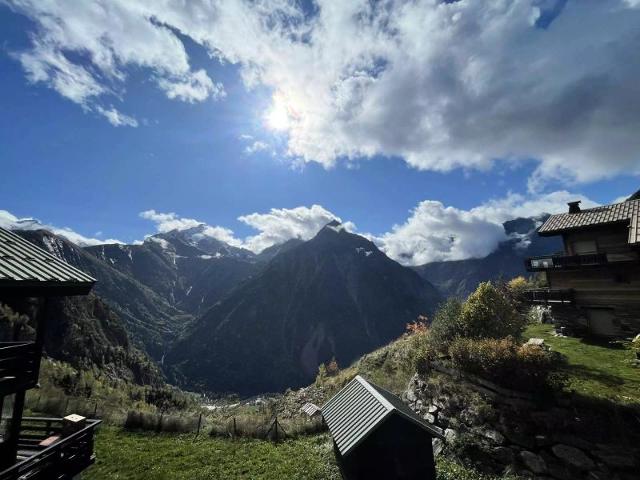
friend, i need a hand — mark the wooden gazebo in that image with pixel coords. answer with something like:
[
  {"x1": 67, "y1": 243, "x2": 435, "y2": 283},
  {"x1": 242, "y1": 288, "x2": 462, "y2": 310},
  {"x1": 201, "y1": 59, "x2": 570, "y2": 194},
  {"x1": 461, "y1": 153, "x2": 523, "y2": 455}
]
[{"x1": 0, "y1": 227, "x2": 100, "y2": 479}]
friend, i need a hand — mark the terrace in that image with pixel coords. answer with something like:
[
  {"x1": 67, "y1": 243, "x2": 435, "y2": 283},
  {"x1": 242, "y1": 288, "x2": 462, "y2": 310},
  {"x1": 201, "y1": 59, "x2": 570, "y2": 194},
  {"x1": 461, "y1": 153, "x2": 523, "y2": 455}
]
[
  {"x1": 525, "y1": 253, "x2": 609, "y2": 272},
  {"x1": 0, "y1": 417, "x2": 101, "y2": 480},
  {"x1": 523, "y1": 288, "x2": 574, "y2": 304}
]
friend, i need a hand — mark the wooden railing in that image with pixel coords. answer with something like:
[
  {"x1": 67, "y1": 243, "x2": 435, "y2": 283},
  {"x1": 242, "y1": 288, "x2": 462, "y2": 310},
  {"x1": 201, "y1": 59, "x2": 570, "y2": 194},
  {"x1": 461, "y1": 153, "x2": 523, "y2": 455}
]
[
  {"x1": 525, "y1": 253, "x2": 608, "y2": 272},
  {"x1": 0, "y1": 417, "x2": 101, "y2": 480},
  {"x1": 523, "y1": 289, "x2": 574, "y2": 304},
  {"x1": 0, "y1": 342, "x2": 40, "y2": 396}
]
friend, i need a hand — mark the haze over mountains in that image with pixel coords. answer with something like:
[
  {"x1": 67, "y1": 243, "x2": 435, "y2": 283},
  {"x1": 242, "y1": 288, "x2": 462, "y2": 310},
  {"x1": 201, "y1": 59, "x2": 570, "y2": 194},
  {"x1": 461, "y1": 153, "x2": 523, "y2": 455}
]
[{"x1": 13, "y1": 214, "x2": 555, "y2": 394}]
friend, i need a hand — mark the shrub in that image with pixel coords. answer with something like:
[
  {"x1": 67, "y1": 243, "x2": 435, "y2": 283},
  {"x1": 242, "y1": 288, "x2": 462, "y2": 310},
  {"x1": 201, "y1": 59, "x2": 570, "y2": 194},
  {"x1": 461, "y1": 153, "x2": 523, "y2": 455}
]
[
  {"x1": 325, "y1": 357, "x2": 340, "y2": 376},
  {"x1": 124, "y1": 410, "x2": 159, "y2": 431},
  {"x1": 429, "y1": 298, "x2": 464, "y2": 349},
  {"x1": 406, "y1": 316, "x2": 429, "y2": 335},
  {"x1": 459, "y1": 282, "x2": 525, "y2": 341},
  {"x1": 449, "y1": 337, "x2": 566, "y2": 392}
]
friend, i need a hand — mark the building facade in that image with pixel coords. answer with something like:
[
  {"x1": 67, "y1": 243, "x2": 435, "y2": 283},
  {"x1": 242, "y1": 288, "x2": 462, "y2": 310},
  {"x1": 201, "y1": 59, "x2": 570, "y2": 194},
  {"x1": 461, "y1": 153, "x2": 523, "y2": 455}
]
[{"x1": 525, "y1": 194, "x2": 640, "y2": 338}]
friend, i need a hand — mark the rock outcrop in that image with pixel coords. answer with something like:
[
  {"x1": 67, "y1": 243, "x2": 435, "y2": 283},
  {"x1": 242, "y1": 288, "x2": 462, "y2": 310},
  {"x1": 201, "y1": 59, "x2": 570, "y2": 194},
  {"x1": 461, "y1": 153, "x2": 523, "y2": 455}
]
[{"x1": 404, "y1": 373, "x2": 640, "y2": 480}]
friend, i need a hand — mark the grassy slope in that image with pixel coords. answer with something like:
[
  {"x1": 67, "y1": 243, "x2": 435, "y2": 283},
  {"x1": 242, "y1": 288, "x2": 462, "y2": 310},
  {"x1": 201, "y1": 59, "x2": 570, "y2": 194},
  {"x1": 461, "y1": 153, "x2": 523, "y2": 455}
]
[
  {"x1": 524, "y1": 323, "x2": 640, "y2": 404},
  {"x1": 84, "y1": 325, "x2": 639, "y2": 479},
  {"x1": 85, "y1": 428, "x2": 512, "y2": 480}
]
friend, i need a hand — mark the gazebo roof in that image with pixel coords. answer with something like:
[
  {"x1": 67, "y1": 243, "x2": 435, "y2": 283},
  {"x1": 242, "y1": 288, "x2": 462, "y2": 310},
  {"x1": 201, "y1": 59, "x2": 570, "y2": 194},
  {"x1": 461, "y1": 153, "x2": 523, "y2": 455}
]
[{"x1": 0, "y1": 227, "x2": 95, "y2": 296}]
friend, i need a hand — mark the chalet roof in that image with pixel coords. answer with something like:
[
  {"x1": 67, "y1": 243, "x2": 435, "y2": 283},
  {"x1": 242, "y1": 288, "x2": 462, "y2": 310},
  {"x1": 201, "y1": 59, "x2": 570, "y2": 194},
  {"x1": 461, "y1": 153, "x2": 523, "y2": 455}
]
[
  {"x1": 321, "y1": 375, "x2": 441, "y2": 456},
  {"x1": 538, "y1": 198, "x2": 640, "y2": 244},
  {"x1": 0, "y1": 227, "x2": 95, "y2": 296}
]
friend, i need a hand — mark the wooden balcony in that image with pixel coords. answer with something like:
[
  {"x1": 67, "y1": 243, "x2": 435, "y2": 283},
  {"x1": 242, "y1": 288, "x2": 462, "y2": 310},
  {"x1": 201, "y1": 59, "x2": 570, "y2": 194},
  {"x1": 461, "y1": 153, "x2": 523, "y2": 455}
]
[
  {"x1": 524, "y1": 289, "x2": 574, "y2": 304},
  {"x1": 0, "y1": 342, "x2": 40, "y2": 397},
  {"x1": 0, "y1": 417, "x2": 101, "y2": 480},
  {"x1": 525, "y1": 253, "x2": 609, "y2": 272}
]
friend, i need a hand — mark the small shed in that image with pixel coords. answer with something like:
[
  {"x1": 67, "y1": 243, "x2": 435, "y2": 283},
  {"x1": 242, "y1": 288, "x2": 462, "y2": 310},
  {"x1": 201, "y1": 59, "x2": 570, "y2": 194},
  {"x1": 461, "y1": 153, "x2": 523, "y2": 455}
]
[
  {"x1": 301, "y1": 402, "x2": 322, "y2": 418},
  {"x1": 322, "y1": 375, "x2": 442, "y2": 480}
]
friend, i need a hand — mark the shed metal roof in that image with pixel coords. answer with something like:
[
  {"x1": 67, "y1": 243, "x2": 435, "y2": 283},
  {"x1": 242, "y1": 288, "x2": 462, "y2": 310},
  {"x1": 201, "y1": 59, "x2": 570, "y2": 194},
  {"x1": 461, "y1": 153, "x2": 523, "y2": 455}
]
[
  {"x1": 0, "y1": 227, "x2": 95, "y2": 296},
  {"x1": 538, "y1": 198, "x2": 640, "y2": 244},
  {"x1": 321, "y1": 375, "x2": 441, "y2": 456},
  {"x1": 301, "y1": 402, "x2": 322, "y2": 417}
]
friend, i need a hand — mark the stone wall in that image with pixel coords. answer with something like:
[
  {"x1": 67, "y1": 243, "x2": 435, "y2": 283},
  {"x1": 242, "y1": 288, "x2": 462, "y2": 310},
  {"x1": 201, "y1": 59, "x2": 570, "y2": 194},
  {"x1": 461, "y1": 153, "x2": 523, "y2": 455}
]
[{"x1": 404, "y1": 373, "x2": 640, "y2": 480}]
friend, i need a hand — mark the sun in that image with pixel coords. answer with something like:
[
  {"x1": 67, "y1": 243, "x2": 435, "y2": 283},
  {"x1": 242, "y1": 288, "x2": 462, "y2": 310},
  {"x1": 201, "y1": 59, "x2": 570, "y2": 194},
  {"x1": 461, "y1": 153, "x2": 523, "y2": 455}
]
[
  {"x1": 266, "y1": 102, "x2": 290, "y2": 131},
  {"x1": 264, "y1": 91, "x2": 299, "y2": 132}
]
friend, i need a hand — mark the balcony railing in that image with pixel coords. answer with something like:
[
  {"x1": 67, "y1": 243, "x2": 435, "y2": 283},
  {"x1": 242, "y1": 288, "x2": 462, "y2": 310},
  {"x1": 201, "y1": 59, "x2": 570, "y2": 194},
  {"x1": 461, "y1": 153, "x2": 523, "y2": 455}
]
[
  {"x1": 0, "y1": 342, "x2": 40, "y2": 396},
  {"x1": 0, "y1": 417, "x2": 101, "y2": 480},
  {"x1": 525, "y1": 253, "x2": 609, "y2": 272},
  {"x1": 524, "y1": 289, "x2": 574, "y2": 304}
]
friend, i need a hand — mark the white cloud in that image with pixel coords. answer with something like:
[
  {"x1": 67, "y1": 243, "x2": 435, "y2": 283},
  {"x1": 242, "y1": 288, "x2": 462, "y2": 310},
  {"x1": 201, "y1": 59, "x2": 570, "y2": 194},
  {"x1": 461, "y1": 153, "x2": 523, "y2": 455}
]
[
  {"x1": 96, "y1": 106, "x2": 139, "y2": 127},
  {"x1": 375, "y1": 201, "x2": 508, "y2": 265},
  {"x1": 157, "y1": 69, "x2": 225, "y2": 103},
  {"x1": 239, "y1": 205, "x2": 353, "y2": 252},
  {"x1": 6, "y1": 0, "x2": 222, "y2": 126},
  {"x1": 139, "y1": 210, "x2": 203, "y2": 233},
  {"x1": 5, "y1": 0, "x2": 639, "y2": 183},
  {"x1": 468, "y1": 191, "x2": 600, "y2": 225},
  {"x1": 244, "y1": 140, "x2": 271, "y2": 155},
  {"x1": 1, "y1": 186, "x2": 603, "y2": 261},
  {"x1": 9, "y1": 1, "x2": 640, "y2": 183},
  {"x1": 374, "y1": 190, "x2": 601, "y2": 265},
  {"x1": 0, "y1": 210, "x2": 122, "y2": 246},
  {"x1": 140, "y1": 205, "x2": 350, "y2": 253},
  {"x1": 144, "y1": 0, "x2": 640, "y2": 187}
]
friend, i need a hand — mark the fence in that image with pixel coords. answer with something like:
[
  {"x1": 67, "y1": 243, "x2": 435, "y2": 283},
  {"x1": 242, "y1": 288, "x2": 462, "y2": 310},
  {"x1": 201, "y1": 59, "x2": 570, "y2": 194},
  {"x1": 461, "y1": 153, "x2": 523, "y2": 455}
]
[{"x1": 25, "y1": 392, "x2": 326, "y2": 441}]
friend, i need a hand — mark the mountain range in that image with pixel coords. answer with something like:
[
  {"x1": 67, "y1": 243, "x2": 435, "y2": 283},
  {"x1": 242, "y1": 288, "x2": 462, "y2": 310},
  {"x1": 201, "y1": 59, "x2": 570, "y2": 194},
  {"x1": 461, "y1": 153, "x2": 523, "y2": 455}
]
[
  {"x1": 166, "y1": 221, "x2": 441, "y2": 394},
  {"x1": 13, "y1": 215, "x2": 556, "y2": 394}
]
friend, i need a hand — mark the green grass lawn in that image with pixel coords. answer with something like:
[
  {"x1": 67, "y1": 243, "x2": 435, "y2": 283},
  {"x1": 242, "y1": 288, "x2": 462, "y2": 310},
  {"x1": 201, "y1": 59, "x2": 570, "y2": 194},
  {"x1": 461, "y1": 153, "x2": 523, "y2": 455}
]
[
  {"x1": 85, "y1": 428, "x2": 341, "y2": 480},
  {"x1": 84, "y1": 428, "x2": 515, "y2": 480},
  {"x1": 524, "y1": 323, "x2": 640, "y2": 404}
]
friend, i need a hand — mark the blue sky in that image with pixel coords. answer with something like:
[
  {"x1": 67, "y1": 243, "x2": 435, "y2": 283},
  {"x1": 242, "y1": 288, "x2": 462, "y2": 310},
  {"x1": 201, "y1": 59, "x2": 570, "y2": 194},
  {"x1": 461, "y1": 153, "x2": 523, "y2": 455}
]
[{"x1": 1, "y1": 1, "x2": 639, "y2": 264}]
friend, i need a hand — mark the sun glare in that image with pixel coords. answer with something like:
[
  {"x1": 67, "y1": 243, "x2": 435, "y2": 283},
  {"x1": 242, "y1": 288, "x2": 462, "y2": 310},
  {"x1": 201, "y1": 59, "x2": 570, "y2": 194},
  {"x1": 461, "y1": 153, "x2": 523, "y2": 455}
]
[{"x1": 264, "y1": 92, "x2": 298, "y2": 132}]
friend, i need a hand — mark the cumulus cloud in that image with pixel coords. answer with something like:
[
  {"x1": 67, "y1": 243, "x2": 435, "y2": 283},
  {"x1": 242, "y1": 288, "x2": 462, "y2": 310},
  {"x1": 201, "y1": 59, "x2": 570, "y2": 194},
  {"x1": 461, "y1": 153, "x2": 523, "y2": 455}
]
[
  {"x1": 140, "y1": 205, "x2": 350, "y2": 253},
  {"x1": 139, "y1": 210, "x2": 203, "y2": 233},
  {"x1": 6, "y1": 0, "x2": 223, "y2": 125},
  {"x1": 239, "y1": 205, "x2": 354, "y2": 252},
  {"x1": 374, "y1": 190, "x2": 600, "y2": 265},
  {"x1": 8, "y1": 1, "x2": 640, "y2": 183},
  {"x1": 468, "y1": 191, "x2": 600, "y2": 225},
  {"x1": 157, "y1": 69, "x2": 225, "y2": 103},
  {"x1": 0, "y1": 210, "x2": 122, "y2": 246},
  {"x1": 376, "y1": 202, "x2": 508, "y2": 265}
]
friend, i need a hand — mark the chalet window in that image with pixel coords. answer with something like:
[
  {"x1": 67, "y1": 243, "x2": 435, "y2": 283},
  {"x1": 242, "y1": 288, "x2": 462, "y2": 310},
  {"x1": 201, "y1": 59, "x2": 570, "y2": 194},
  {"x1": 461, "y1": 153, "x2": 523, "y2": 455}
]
[{"x1": 572, "y1": 240, "x2": 597, "y2": 255}]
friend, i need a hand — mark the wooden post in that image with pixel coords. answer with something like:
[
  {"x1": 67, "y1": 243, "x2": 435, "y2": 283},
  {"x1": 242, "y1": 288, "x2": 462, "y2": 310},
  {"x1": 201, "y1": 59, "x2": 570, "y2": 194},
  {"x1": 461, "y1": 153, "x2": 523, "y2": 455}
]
[
  {"x1": 64, "y1": 398, "x2": 70, "y2": 415},
  {"x1": 93, "y1": 401, "x2": 98, "y2": 418},
  {"x1": 194, "y1": 413, "x2": 202, "y2": 439},
  {"x1": 274, "y1": 417, "x2": 279, "y2": 443},
  {"x1": 233, "y1": 417, "x2": 237, "y2": 438},
  {"x1": 4, "y1": 390, "x2": 26, "y2": 468}
]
